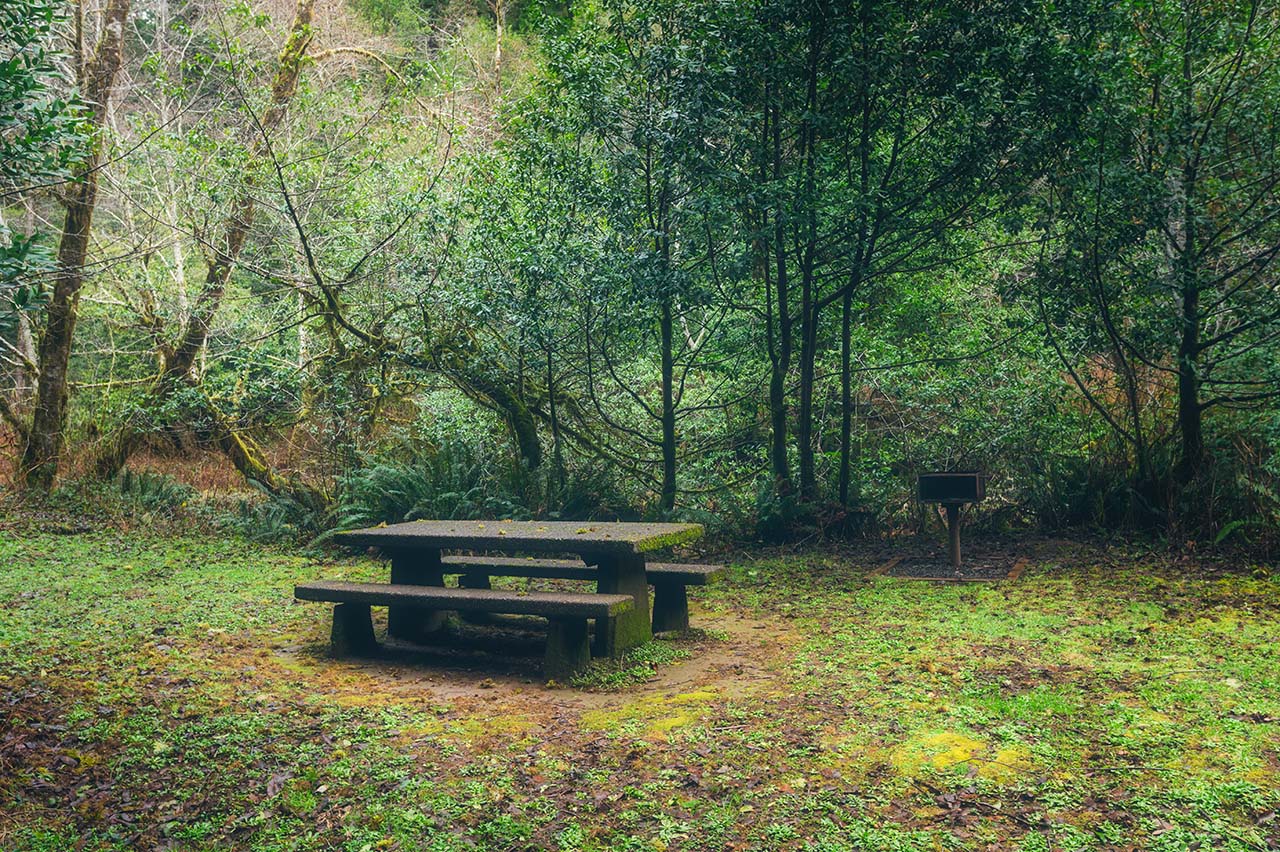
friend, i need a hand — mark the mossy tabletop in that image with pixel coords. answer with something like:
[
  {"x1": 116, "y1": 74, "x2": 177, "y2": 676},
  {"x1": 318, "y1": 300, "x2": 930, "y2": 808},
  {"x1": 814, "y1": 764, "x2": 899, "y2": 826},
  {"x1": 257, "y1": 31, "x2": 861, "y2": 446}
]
[{"x1": 334, "y1": 519, "x2": 705, "y2": 557}]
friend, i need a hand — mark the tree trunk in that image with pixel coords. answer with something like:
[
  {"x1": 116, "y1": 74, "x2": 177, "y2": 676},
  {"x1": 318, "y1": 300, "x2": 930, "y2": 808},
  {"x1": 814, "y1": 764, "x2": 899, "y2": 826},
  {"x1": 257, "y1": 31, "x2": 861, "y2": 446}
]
[
  {"x1": 205, "y1": 397, "x2": 328, "y2": 508},
  {"x1": 1175, "y1": 40, "x2": 1203, "y2": 485},
  {"x1": 13, "y1": 309, "x2": 36, "y2": 399},
  {"x1": 766, "y1": 101, "x2": 794, "y2": 495},
  {"x1": 1175, "y1": 258, "x2": 1202, "y2": 483},
  {"x1": 838, "y1": 286, "x2": 854, "y2": 505},
  {"x1": 443, "y1": 351, "x2": 542, "y2": 469},
  {"x1": 768, "y1": 351, "x2": 791, "y2": 493},
  {"x1": 491, "y1": 0, "x2": 504, "y2": 86},
  {"x1": 546, "y1": 347, "x2": 565, "y2": 497},
  {"x1": 22, "y1": 193, "x2": 94, "y2": 490},
  {"x1": 795, "y1": 8, "x2": 823, "y2": 502},
  {"x1": 9, "y1": 202, "x2": 39, "y2": 402},
  {"x1": 796, "y1": 287, "x2": 818, "y2": 500},
  {"x1": 659, "y1": 297, "x2": 677, "y2": 512},
  {"x1": 18, "y1": 0, "x2": 130, "y2": 491}
]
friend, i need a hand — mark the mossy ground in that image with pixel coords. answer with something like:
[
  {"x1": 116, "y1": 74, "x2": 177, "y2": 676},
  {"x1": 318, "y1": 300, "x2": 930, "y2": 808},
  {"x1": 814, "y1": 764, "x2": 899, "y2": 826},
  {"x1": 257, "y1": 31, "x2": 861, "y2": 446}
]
[{"x1": 1, "y1": 528, "x2": 1277, "y2": 851}]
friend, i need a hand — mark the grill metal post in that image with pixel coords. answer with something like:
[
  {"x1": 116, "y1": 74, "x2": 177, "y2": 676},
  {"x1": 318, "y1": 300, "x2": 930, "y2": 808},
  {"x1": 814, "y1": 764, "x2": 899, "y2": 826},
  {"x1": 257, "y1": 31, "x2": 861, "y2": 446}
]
[
  {"x1": 918, "y1": 472, "x2": 985, "y2": 572},
  {"x1": 946, "y1": 504, "x2": 961, "y2": 569}
]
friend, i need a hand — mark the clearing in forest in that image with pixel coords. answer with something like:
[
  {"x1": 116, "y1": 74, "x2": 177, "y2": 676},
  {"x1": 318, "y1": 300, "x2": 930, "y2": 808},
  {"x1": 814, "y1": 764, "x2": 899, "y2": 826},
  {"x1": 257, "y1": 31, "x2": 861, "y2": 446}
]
[{"x1": 0, "y1": 530, "x2": 1277, "y2": 851}]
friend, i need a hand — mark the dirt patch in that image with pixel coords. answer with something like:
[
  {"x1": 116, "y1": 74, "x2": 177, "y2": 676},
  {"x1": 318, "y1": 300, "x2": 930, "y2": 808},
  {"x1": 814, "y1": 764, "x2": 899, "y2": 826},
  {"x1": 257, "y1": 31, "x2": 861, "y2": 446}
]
[
  {"x1": 978, "y1": 658, "x2": 1089, "y2": 693},
  {"x1": 263, "y1": 606, "x2": 799, "y2": 717},
  {"x1": 886, "y1": 555, "x2": 1022, "y2": 581}
]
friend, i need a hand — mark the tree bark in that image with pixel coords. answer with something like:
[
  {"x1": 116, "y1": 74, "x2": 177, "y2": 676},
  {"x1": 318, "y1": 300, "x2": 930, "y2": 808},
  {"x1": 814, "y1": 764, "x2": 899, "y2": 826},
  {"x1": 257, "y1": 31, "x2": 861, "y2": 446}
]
[
  {"x1": 838, "y1": 286, "x2": 854, "y2": 505},
  {"x1": 436, "y1": 346, "x2": 542, "y2": 469},
  {"x1": 546, "y1": 347, "x2": 565, "y2": 496},
  {"x1": 18, "y1": 0, "x2": 131, "y2": 491},
  {"x1": 659, "y1": 297, "x2": 677, "y2": 511},
  {"x1": 1174, "y1": 32, "x2": 1203, "y2": 485},
  {"x1": 13, "y1": 307, "x2": 37, "y2": 399},
  {"x1": 765, "y1": 100, "x2": 794, "y2": 495},
  {"x1": 794, "y1": 7, "x2": 824, "y2": 501},
  {"x1": 1175, "y1": 242, "x2": 1202, "y2": 483},
  {"x1": 796, "y1": 285, "x2": 817, "y2": 500}
]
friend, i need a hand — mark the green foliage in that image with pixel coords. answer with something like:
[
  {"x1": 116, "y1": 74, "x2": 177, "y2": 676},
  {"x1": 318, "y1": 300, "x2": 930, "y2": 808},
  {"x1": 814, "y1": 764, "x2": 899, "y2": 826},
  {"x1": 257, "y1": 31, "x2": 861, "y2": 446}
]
[
  {"x1": 567, "y1": 637, "x2": 692, "y2": 690},
  {"x1": 337, "y1": 439, "x2": 532, "y2": 529},
  {"x1": 0, "y1": 0, "x2": 84, "y2": 191},
  {"x1": 0, "y1": 0, "x2": 85, "y2": 336},
  {"x1": 755, "y1": 488, "x2": 814, "y2": 544},
  {"x1": 7, "y1": 0, "x2": 1280, "y2": 549},
  {"x1": 218, "y1": 482, "x2": 335, "y2": 544},
  {"x1": 1029, "y1": 0, "x2": 1280, "y2": 535},
  {"x1": 115, "y1": 469, "x2": 197, "y2": 515}
]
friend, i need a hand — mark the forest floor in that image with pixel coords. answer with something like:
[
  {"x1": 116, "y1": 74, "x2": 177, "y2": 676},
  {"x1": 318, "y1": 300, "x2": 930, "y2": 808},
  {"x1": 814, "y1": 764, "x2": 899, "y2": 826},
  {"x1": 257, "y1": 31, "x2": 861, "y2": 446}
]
[{"x1": 1, "y1": 521, "x2": 1278, "y2": 851}]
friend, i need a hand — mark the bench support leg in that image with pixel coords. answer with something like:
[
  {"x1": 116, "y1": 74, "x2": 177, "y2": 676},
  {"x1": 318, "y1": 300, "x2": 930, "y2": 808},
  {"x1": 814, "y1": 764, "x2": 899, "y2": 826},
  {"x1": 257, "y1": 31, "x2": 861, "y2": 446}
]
[
  {"x1": 591, "y1": 617, "x2": 611, "y2": 658},
  {"x1": 594, "y1": 553, "x2": 651, "y2": 657},
  {"x1": 389, "y1": 549, "x2": 446, "y2": 642},
  {"x1": 458, "y1": 573, "x2": 495, "y2": 624},
  {"x1": 651, "y1": 583, "x2": 689, "y2": 633},
  {"x1": 545, "y1": 617, "x2": 591, "y2": 679},
  {"x1": 331, "y1": 603, "x2": 377, "y2": 657}
]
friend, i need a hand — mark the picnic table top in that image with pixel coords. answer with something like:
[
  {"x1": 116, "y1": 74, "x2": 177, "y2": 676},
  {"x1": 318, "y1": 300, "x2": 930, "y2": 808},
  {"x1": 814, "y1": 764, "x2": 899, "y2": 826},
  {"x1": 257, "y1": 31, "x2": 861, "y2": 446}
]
[{"x1": 333, "y1": 519, "x2": 704, "y2": 556}]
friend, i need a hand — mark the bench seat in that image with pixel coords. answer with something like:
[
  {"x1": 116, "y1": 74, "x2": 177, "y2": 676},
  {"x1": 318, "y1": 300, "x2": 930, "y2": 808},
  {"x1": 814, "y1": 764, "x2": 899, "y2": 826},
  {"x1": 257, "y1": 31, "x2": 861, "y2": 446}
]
[
  {"x1": 441, "y1": 555, "x2": 722, "y2": 585},
  {"x1": 439, "y1": 556, "x2": 724, "y2": 633},
  {"x1": 295, "y1": 580, "x2": 632, "y2": 678}
]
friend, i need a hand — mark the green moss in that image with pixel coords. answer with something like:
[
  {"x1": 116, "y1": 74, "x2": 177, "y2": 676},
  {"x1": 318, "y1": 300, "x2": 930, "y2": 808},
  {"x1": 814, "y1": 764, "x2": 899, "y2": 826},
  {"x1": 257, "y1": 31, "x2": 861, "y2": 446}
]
[
  {"x1": 579, "y1": 688, "x2": 720, "y2": 737},
  {"x1": 634, "y1": 524, "x2": 704, "y2": 552}
]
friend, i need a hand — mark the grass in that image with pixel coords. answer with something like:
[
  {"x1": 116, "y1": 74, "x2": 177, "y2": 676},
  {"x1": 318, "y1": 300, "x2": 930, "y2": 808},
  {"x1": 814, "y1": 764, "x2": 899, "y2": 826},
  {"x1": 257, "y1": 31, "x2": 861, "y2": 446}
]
[
  {"x1": 0, "y1": 526, "x2": 1277, "y2": 851},
  {"x1": 568, "y1": 637, "x2": 694, "y2": 690}
]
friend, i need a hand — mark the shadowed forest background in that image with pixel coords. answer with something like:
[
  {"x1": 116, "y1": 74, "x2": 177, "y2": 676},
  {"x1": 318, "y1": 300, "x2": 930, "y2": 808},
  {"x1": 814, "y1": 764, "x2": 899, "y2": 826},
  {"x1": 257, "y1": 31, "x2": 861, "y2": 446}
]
[{"x1": 3, "y1": 0, "x2": 1280, "y2": 547}]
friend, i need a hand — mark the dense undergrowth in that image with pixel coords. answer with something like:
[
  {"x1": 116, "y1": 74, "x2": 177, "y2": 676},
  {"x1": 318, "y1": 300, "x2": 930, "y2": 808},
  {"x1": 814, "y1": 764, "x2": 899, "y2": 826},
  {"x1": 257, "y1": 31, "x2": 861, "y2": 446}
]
[{"x1": 7, "y1": 430, "x2": 1277, "y2": 563}]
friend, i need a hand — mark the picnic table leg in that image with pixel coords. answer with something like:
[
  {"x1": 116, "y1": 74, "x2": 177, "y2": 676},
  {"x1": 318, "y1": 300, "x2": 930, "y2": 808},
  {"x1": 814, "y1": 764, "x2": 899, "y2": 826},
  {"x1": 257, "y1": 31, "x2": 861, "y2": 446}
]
[
  {"x1": 331, "y1": 603, "x2": 377, "y2": 656},
  {"x1": 592, "y1": 552, "x2": 652, "y2": 657},
  {"x1": 388, "y1": 548, "x2": 446, "y2": 642},
  {"x1": 651, "y1": 582, "x2": 689, "y2": 633},
  {"x1": 544, "y1": 617, "x2": 591, "y2": 679}
]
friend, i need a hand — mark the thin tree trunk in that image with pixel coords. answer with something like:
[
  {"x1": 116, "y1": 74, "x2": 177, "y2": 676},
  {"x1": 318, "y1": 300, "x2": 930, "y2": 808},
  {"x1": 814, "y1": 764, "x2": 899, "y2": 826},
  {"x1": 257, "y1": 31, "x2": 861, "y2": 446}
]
[
  {"x1": 1175, "y1": 30, "x2": 1203, "y2": 484},
  {"x1": 838, "y1": 286, "x2": 854, "y2": 505},
  {"x1": 1176, "y1": 250, "x2": 1202, "y2": 482},
  {"x1": 546, "y1": 347, "x2": 564, "y2": 498},
  {"x1": 795, "y1": 7, "x2": 823, "y2": 501},
  {"x1": 766, "y1": 100, "x2": 794, "y2": 495},
  {"x1": 3, "y1": 203, "x2": 39, "y2": 402},
  {"x1": 491, "y1": 0, "x2": 504, "y2": 88},
  {"x1": 796, "y1": 288, "x2": 817, "y2": 499},
  {"x1": 14, "y1": 310, "x2": 36, "y2": 399},
  {"x1": 19, "y1": 0, "x2": 130, "y2": 491},
  {"x1": 659, "y1": 297, "x2": 677, "y2": 511},
  {"x1": 840, "y1": 2, "x2": 872, "y2": 508}
]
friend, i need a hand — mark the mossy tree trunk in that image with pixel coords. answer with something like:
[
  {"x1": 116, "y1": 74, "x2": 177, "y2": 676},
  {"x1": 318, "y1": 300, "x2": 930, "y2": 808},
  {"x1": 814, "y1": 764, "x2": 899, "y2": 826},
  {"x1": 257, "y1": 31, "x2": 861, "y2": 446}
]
[{"x1": 18, "y1": 0, "x2": 131, "y2": 491}]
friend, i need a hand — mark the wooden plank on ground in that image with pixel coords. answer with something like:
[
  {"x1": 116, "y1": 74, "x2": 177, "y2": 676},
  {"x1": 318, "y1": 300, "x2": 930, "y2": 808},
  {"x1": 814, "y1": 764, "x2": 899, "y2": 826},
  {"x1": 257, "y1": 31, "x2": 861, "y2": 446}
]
[{"x1": 871, "y1": 556, "x2": 902, "y2": 576}]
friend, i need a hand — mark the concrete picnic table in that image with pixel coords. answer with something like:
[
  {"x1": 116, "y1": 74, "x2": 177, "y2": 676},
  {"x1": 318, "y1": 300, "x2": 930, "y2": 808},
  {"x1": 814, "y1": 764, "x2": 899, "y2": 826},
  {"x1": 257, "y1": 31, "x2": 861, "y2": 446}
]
[{"x1": 333, "y1": 520, "x2": 704, "y2": 655}]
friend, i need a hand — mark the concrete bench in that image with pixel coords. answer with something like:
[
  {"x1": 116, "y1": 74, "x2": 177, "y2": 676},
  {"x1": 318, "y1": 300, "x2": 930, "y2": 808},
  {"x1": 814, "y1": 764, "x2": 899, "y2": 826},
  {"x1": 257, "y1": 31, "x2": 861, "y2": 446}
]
[
  {"x1": 440, "y1": 556, "x2": 724, "y2": 633},
  {"x1": 295, "y1": 580, "x2": 633, "y2": 678}
]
